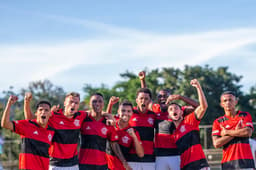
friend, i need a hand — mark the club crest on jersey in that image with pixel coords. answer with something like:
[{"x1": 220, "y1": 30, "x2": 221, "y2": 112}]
[
  {"x1": 122, "y1": 136, "x2": 129, "y2": 144},
  {"x1": 180, "y1": 125, "x2": 186, "y2": 133},
  {"x1": 101, "y1": 127, "x2": 108, "y2": 135},
  {"x1": 48, "y1": 134, "x2": 52, "y2": 142},
  {"x1": 74, "y1": 119, "x2": 80, "y2": 127},
  {"x1": 148, "y1": 117, "x2": 154, "y2": 125}
]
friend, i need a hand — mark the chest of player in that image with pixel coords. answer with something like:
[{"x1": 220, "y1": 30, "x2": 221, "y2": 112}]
[
  {"x1": 81, "y1": 121, "x2": 111, "y2": 138},
  {"x1": 173, "y1": 123, "x2": 199, "y2": 142},
  {"x1": 116, "y1": 130, "x2": 133, "y2": 147},
  {"x1": 49, "y1": 115, "x2": 82, "y2": 130},
  {"x1": 129, "y1": 114, "x2": 155, "y2": 127},
  {"x1": 20, "y1": 125, "x2": 54, "y2": 144},
  {"x1": 157, "y1": 120, "x2": 175, "y2": 134}
]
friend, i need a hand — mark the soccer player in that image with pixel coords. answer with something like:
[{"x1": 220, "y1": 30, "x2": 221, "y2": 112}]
[
  {"x1": 168, "y1": 79, "x2": 209, "y2": 170},
  {"x1": 1, "y1": 95, "x2": 54, "y2": 170},
  {"x1": 25, "y1": 92, "x2": 87, "y2": 170},
  {"x1": 129, "y1": 88, "x2": 156, "y2": 170},
  {"x1": 79, "y1": 93, "x2": 131, "y2": 170},
  {"x1": 212, "y1": 91, "x2": 255, "y2": 169},
  {"x1": 106, "y1": 98, "x2": 144, "y2": 170},
  {"x1": 139, "y1": 71, "x2": 199, "y2": 170}
]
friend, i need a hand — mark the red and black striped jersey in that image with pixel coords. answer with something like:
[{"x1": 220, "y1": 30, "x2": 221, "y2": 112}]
[
  {"x1": 129, "y1": 108, "x2": 155, "y2": 162},
  {"x1": 48, "y1": 109, "x2": 87, "y2": 166},
  {"x1": 173, "y1": 113, "x2": 209, "y2": 170},
  {"x1": 12, "y1": 119, "x2": 55, "y2": 170},
  {"x1": 212, "y1": 110, "x2": 255, "y2": 169},
  {"x1": 79, "y1": 114, "x2": 118, "y2": 170},
  {"x1": 106, "y1": 123, "x2": 142, "y2": 170}
]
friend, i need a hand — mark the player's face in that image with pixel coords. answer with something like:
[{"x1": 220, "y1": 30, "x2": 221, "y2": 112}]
[
  {"x1": 157, "y1": 90, "x2": 169, "y2": 104},
  {"x1": 118, "y1": 105, "x2": 133, "y2": 122},
  {"x1": 157, "y1": 90, "x2": 169, "y2": 109},
  {"x1": 220, "y1": 94, "x2": 237, "y2": 112},
  {"x1": 168, "y1": 104, "x2": 183, "y2": 121},
  {"x1": 64, "y1": 96, "x2": 80, "y2": 116},
  {"x1": 90, "y1": 95, "x2": 104, "y2": 114},
  {"x1": 35, "y1": 104, "x2": 51, "y2": 126},
  {"x1": 136, "y1": 92, "x2": 151, "y2": 113}
]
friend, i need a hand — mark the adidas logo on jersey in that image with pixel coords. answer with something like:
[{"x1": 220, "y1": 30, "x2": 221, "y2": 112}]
[
  {"x1": 33, "y1": 131, "x2": 39, "y2": 135},
  {"x1": 59, "y1": 121, "x2": 64, "y2": 125},
  {"x1": 86, "y1": 126, "x2": 91, "y2": 130},
  {"x1": 132, "y1": 118, "x2": 137, "y2": 121}
]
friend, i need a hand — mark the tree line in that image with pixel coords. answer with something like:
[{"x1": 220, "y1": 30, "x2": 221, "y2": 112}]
[{"x1": 0, "y1": 65, "x2": 255, "y2": 165}]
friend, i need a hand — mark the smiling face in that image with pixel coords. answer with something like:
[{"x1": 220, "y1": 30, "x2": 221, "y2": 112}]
[
  {"x1": 90, "y1": 94, "x2": 104, "y2": 114},
  {"x1": 35, "y1": 103, "x2": 51, "y2": 127},
  {"x1": 168, "y1": 103, "x2": 183, "y2": 121},
  {"x1": 64, "y1": 95, "x2": 80, "y2": 117},
  {"x1": 118, "y1": 104, "x2": 133, "y2": 123},
  {"x1": 157, "y1": 90, "x2": 169, "y2": 110}
]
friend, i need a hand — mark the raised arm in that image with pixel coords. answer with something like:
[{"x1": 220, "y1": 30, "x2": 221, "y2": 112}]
[
  {"x1": 24, "y1": 92, "x2": 35, "y2": 119},
  {"x1": 110, "y1": 141, "x2": 132, "y2": 170},
  {"x1": 138, "y1": 71, "x2": 147, "y2": 88},
  {"x1": 106, "y1": 96, "x2": 119, "y2": 114},
  {"x1": 166, "y1": 94, "x2": 199, "y2": 115},
  {"x1": 127, "y1": 128, "x2": 144, "y2": 157},
  {"x1": 190, "y1": 79, "x2": 208, "y2": 120},
  {"x1": 1, "y1": 96, "x2": 18, "y2": 130}
]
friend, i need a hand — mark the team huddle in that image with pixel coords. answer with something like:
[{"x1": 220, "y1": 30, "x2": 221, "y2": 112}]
[{"x1": 1, "y1": 71, "x2": 255, "y2": 170}]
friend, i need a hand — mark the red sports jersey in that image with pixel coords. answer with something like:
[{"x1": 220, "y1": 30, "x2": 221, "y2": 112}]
[
  {"x1": 129, "y1": 108, "x2": 155, "y2": 162},
  {"x1": 153, "y1": 103, "x2": 187, "y2": 157},
  {"x1": 48, "y1": 109, "x2": 87, "y2": 166},
  {"x1": 79, "y1": 114, "x2": 118, "y2": 170},
  {"x1": 173, "y1": 113, "x2": 209, "y2": 170},
  {"x1": 106, "y1": 123, "x2": 142, "y2": 170},
  {"x1": 12, "y1": 119, "x2": 55, "y2": 170},
  {"x1": 212, "y1": 111, "x2": 255, "y2": 169}
]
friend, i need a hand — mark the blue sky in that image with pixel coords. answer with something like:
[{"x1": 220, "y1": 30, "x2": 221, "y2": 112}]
[{"x1": 1, "y1": 1, "x2": 256, "y2": 97}]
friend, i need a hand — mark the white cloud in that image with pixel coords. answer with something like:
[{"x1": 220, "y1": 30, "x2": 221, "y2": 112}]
[{"x1": 1, "y1": 16, "x2": 256, "y2": 94}]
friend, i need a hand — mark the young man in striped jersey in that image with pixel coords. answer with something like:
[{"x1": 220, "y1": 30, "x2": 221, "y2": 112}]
[
  {"x1": 212, "y1": 91, "x2": 255, "y2": 169},
  {"x1": 2, "y1": 95, "x2": 54, "y2": 170},
  {"x1": 168, "y1": 79, "x2": 209, "y2": 170}
]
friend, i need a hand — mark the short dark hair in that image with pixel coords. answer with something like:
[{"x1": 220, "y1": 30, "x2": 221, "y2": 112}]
[
  {"x1": 91, "y1": 92, "x2": 104, "y2": 99},
  {"x1": 119, "y1": 100, "x2": 133, "y2": 109},
  {"x1": 36, "y1": 100, "x2": 51, "y2": 109},
  {"x1": 157, "y1": 89, "x2": 171, "y2": 97},
  {"x1": 221, "y1": 91, "x2": 236, "y2": 97},
  {"x1": 136, "y1": 88, "x2": 152, "y2": 99},
  {"x1": 66, "y1": 92, "x2": 80, "y2": 100},
  {"x1": 168, "y1": 102, "x2": 182, "y2": 110}
]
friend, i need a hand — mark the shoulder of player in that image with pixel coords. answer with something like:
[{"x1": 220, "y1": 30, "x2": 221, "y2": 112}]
[
  {"x1": 215, "y1": 115, "x2": 228, "y2": 123},
  {"x1": 237, "y1": 110, "x2": 251, "y2": 117}
]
